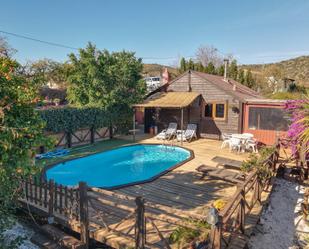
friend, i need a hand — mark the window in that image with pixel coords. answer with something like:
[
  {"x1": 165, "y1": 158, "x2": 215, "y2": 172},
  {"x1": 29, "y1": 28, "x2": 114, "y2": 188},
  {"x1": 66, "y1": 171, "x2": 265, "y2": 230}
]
[
  {"x1": 215, "y1": 104, "x2": 225, "y2": 118},
  {"x1": 204, "y1": 104, "x2": 213, "y2": 117},
  {"x1": 248, "y1": 107, "x2": 289, "y2": 131},
  {"x1": 204, "y1": 102, "x2": 227, "y2": 120}
]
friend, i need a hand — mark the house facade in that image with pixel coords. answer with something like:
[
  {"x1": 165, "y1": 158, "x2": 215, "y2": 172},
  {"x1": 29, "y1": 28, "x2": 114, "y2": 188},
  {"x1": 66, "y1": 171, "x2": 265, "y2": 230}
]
[{"x1": 135, "y1": 70, "x2": 288, "y2": 145}]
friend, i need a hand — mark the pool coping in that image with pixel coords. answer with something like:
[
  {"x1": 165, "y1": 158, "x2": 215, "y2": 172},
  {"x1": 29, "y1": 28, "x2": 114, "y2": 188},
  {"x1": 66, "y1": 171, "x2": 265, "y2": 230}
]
[{"x1": 41, "y1": 143, "x2": 195, "y2": 190}]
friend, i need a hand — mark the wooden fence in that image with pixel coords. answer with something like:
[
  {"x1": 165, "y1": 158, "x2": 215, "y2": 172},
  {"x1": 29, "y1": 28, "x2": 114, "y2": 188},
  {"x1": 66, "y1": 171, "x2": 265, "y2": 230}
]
[
  {"x1": 20, "y1": 177, "x2": 206, "y2": 249},
  {"x1": 208, "y1": 145, "x2": 280, "y2": 249},
  {"x1": 46, "y1": 126, "x2": 117, "y2": 149}
]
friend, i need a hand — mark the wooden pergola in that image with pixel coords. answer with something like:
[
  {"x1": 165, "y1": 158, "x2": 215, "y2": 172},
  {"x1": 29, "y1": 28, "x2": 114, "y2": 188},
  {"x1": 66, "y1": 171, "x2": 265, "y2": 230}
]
[{"x1": 132, "y1": 92, "x2": 201, "y2": 145}]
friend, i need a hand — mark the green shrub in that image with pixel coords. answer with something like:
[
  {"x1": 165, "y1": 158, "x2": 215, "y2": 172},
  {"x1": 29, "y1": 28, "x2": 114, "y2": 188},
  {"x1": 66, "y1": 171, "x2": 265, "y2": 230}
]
[
  {"x1": 38, "y1": 106, "x2": 110, "y2": 133},
  {"x1": 241, "y1": 146, "x2": 276, "y2": 181},
  {"x1": 169, "y1": 219, "x2": 210, "y2": 248}
]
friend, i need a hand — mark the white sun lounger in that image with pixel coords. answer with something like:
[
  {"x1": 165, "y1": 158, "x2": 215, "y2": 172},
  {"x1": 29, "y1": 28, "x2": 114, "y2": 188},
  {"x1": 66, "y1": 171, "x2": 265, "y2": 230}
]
[
  {"x1": 176, "y1": 123, "x2": 197, "y2": 142},
  {"x1": 156, "y1": 122, "x2": 177, "y2": 140}
]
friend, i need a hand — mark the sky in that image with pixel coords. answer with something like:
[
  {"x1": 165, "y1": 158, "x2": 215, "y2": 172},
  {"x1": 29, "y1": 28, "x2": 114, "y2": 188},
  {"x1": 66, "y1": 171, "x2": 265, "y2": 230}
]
[{"x1": 1, "y1": 0, "x2": 309, "y2": 66}]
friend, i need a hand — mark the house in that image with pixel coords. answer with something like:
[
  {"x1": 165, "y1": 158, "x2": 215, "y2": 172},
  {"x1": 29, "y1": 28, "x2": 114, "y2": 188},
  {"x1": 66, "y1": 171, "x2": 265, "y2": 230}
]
[
  {"x1": 267, "y1": 76, "x2": 296, "y2": 93},
  {"x1": 134, "y1": 67, "x2": 289, "y2": 145}
]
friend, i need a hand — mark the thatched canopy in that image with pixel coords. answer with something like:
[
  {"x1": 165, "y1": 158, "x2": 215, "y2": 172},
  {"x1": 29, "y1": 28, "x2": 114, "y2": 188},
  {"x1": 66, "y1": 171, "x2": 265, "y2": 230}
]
[{"x1": 133, "y1": 92, "x2": 201, "y2": 109}]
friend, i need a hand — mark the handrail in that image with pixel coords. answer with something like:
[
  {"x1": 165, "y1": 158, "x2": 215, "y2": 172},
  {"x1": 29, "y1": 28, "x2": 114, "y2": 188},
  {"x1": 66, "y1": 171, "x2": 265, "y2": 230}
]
[{"x1": 209, "y1": 142, "x2": 280, "y2": 249}]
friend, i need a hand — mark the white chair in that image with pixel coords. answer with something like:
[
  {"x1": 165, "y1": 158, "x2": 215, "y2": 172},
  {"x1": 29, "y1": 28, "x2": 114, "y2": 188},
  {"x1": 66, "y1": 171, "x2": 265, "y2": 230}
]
[
  {"x1": 156, "y1": 123, "x2": 177, "y2": 140},
  {"x1": 229, "y1": 137, "x2": 242, "y2": 153},
  {"x1": 176, "y1": 124, "x2": 197, "y2": 142},
  {"x1": 246, "y1": 138, "x2": 258, "y2": 153},
  {"x1": 221, "y1": 133, "x2": 232, "y2": 149},
  {"x1": 242, "y1": 133, "x2": 254, "y2": 139}
]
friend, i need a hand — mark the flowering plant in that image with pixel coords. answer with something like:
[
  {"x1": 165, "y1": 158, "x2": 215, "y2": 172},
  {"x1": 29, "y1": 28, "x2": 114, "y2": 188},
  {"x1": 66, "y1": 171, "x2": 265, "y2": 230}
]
[{"x1": 285, "y1": 97, "x2": 309, "y2": 158}]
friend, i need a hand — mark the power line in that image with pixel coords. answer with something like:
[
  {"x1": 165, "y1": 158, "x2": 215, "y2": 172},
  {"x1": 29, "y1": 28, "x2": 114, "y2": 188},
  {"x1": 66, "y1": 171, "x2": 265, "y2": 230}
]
[{"x1": 0, "y1": 30, "x2": 79, "y2": 50}]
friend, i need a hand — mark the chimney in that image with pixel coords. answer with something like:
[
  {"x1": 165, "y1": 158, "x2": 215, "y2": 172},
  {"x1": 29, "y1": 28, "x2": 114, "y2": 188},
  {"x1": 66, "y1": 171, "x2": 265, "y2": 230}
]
[
  {"x1": 162, "y1": 68, "x2": 170, "y2": 84},
  {"x1": 223, "y1": 59, "x2": 229, "y2": 82}
]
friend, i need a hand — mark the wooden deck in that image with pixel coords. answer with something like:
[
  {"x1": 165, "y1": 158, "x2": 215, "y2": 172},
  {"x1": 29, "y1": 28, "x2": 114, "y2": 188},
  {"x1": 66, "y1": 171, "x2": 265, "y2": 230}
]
[
  {"x1": 21, "y1": 137, "x2": 260, "y2": 249},
  {"x1": 86, "y1": 137, "x2": 250, "y2": 248}
]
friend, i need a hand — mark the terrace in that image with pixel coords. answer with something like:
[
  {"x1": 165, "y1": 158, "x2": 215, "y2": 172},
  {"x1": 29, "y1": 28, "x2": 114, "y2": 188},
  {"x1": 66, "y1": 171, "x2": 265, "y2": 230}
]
[{"x1": 21, "y1": 134, "x2": 275, "y2": 249}]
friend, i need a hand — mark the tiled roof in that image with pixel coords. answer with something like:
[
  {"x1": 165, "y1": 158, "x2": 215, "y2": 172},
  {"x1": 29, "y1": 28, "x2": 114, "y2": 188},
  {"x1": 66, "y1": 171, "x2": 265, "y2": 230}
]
[{"x1": 192, "y1": 71, "x2": 262, "y2": 100}]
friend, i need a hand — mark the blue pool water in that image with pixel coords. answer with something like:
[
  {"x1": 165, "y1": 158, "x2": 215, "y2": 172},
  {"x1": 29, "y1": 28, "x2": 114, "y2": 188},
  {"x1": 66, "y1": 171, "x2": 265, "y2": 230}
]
[{"x1": 46, "y1": 144, "x2": 191, "y2": 188}]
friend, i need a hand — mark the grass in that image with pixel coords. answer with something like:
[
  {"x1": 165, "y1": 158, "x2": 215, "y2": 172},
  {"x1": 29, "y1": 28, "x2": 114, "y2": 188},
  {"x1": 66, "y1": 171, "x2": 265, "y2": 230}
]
[{"x1": 36, "y1": 138, "x2": 133, "y2": 168}]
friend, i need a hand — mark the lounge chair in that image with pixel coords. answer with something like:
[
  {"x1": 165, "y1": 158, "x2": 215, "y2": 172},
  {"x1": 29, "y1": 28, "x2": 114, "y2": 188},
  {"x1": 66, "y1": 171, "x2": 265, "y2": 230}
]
[
  {"x1": 156, "y1": 122, "x2": 177, "y2": 140},
  {"x1": 177, "y1": 123, "x2": 197, "y2": 142},
  {"x1": 211, "y1": 156, "x2": 243, "y2": 170},
  {"x1": 196, "y1": 165, "x2": 245, "y2": 184},
  {"x1": 36, "y1": 148, "x2": 69, "y2": 160}
]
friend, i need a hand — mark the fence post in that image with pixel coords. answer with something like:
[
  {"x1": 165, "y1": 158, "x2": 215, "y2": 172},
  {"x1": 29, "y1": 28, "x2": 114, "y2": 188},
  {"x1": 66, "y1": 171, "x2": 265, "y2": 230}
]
[
  {"x1": 90, "y1": 127, "x2": 95, "y2": 144},
  {"x1": 209, "y1": 215, "x2": 222, "y2": 249},
  {"x1": 239, "y1": 189, "x2": 245, "y2": 234},
  {"x1": 48, "y1": 180, "x2": 54, "y2": 223},
  {"x1": 79, "y1": 182, "x2": 89, "y2": 248},
  {"x1": 109, "y1": 125, "x2": 113, "y2": 139},
  {"x1": 135, "y1": 196, "x2": 145, "y2": 249},
  {"x1": 66, "y1": 132, "x2": 72, "y2": 148}
]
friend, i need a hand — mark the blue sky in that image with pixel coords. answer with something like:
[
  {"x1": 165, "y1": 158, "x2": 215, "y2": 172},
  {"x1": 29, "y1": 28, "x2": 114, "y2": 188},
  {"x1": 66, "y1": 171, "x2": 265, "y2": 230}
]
[{"x1": 1, "y1": 0, "x2": 309, "y2": 65}]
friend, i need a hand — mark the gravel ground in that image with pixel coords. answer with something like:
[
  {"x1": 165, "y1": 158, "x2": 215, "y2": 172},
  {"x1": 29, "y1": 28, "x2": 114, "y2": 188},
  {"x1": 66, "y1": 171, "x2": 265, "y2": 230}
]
[
  {"x1": 248, "y1": 178, "x2": 307, "y2": 249},
  {"x1": 3, "y1": 222, "x2": 39, "y2": 249}
]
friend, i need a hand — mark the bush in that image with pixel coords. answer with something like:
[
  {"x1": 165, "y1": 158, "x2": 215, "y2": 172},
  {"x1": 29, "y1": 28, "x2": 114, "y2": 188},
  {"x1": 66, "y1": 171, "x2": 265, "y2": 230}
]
[
  {"x1": 241, "y1": 146, "x2": 276, "y2": 181},
  {"x1": 38, "y1": 106, "x2": 111, "y2": 133},
  {"x1": 39, "y1": 87, "x2": 67, "y2": 104}
]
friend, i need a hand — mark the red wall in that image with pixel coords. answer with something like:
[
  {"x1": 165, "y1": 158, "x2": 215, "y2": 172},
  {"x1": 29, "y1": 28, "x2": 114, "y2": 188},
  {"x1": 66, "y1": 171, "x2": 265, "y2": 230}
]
[{"x1": 243, "y1": 103, "x2": 287, "y2": 145}]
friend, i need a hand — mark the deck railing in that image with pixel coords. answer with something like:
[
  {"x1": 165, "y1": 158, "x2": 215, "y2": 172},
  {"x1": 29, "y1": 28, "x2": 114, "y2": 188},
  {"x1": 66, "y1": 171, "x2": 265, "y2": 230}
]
[{"x1": 208, "y1": 144, "x2": 280, "y2": 249}]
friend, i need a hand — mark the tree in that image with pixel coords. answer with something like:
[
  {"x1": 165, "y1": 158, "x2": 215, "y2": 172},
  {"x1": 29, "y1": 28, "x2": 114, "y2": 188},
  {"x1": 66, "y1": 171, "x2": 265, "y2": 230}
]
[
  {"x1": 195, "y1": 45, "x2": 223, "y2": 68},
  {"x1": 20, "y1": 59, "x2": 72, "y2": 89},
  {"x1": 187, "y1": 59, "x2": 195, "y2": 70},
  {"x1": 244, "y1": 69, "x2": 255, "y2": 88},
  {"x1": 179, "y1": 57, "x2": 187, "y2": 73},
  {"x1": 237, "y1": 69, "x2": 245, "y2": 84},
  {"x1": 67, "y1": 43, "x2": 145, "y2": 127},
  {"x1": 195, "y1": 62, "x2": 204, "y2": 72},
  {"x1": 229, "y1": 59, "x2": 238, "y2": 80},
  {"x1": 205, "y1": 62, "x2": 216, "y2": 74},
  {"x1": 217, "y1": 65, "x2": 225, "y2": 76},
  {"x1": 0, "y1": 56, "x2": 51, "y2": 246},
  {"x1": 0, "y1": 36, "x2": 16, "y2": 58}
]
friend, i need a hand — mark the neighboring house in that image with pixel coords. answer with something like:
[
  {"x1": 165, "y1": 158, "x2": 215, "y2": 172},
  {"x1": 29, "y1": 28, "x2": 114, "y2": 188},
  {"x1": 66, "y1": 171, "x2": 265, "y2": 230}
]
[
  {"x1": 267, "y1": 76, "x2": 296, "y2": 93},
  {"x1": 134, "y1": 68, "x2": 289, "y2": 145}
]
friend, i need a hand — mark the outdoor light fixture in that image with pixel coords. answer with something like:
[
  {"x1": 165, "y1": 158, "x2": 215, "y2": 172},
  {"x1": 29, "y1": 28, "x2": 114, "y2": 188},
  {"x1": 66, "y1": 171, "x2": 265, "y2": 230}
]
[{"x1": 206, "y1": 207, "x2": 219, "y2": 226}]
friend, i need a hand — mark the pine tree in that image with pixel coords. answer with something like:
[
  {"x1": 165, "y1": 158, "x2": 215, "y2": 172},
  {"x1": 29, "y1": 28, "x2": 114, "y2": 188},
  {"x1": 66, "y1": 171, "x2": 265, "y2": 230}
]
[
  {"x1": 244, "y1": 69, "x2": 255, "y2": 88},
  {"x1": 217, "y1": 65, "x2": 225, "y2": 76},
  {"x1": 237, "y1": 69, "x2": 245, "y2": 84},
  {"x1": 179, "y1": 57, "x2": 187, "y2": 73},
  {"x1": 229, "y1": 59, "x2": 238, "y2": 80},
  {"x1": 205, "y1": 62, "x2": 216, "y2": 75},
  {"x1": 187, "y1": 59, "x2": 194, "y2": 70},
  {"x1": 196, "y1": 62, "x2": 204, "y2": 72}
]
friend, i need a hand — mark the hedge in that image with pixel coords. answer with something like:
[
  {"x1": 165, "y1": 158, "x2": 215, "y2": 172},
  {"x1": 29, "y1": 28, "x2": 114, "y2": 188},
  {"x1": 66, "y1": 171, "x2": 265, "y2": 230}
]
[{"x1": 38, "y1": 107, "x2": 111, "y2": 133}]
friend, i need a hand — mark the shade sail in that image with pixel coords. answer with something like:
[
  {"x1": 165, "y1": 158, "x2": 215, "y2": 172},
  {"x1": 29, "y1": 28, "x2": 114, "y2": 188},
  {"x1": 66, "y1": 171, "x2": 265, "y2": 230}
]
[{"x1": 133, "y1": 92, "x2": 201, "y2": 109}]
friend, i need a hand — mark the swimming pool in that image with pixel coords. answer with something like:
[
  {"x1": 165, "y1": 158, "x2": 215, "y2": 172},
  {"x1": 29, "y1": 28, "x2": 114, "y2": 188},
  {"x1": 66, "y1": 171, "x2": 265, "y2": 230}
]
[{"x1": 45, "y1": 144, "x2": 193, "y2": 189}]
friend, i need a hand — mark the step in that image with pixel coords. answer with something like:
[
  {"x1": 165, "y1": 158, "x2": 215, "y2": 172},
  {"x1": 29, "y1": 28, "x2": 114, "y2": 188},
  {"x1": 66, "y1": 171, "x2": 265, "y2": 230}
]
[{"x1": 41, "y1": 224, "x2": 85, "y2": 249}]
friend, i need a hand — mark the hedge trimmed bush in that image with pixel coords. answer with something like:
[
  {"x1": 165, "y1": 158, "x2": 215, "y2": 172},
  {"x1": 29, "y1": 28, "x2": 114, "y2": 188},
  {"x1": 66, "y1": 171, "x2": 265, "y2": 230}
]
[{"x1": 38, "y1": 107, "x2": 111, "y2": 133}]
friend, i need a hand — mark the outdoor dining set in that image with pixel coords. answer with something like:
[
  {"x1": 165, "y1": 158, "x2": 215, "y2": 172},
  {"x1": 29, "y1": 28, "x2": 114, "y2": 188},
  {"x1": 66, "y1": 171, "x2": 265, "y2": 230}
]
[{"x1": 221, "y1": 133, "x2": 258, "y2": 153}]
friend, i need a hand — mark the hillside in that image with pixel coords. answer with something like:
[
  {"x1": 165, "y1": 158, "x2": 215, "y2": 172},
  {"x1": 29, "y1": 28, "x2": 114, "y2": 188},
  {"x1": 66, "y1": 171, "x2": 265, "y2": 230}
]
[
  {"x1": 241, "y1": 56, "x2": 309, "y2": 87},
  {"x1": 142, "y1": 63, "x2": 179, "y2": 79}
]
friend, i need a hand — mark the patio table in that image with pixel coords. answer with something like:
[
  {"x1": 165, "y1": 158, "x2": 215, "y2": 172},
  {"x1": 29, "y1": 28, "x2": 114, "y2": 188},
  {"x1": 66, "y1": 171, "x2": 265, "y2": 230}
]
[{"x1": 231, "y1": 134, "x2": 253, "y2": 153}]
